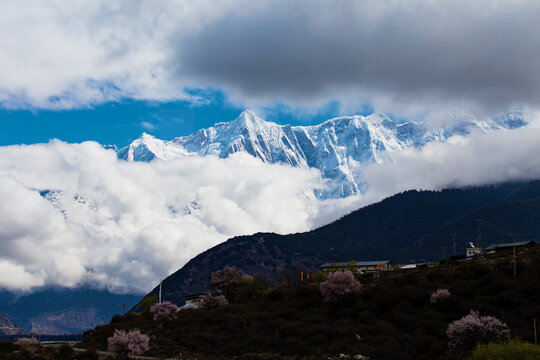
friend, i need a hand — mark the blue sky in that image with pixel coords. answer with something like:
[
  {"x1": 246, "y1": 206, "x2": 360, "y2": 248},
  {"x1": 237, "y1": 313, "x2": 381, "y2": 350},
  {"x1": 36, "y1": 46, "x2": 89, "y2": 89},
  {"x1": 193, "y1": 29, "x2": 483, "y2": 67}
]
[
  {"x1": 0, "y1": 90, "x2": 358, "y2": 147},
  {"x1": 2, "y1": 1, "x2": 538, "y2": 150},
  {"x1": 0, "y1": 91, "x2": 242, "y2": 147}
]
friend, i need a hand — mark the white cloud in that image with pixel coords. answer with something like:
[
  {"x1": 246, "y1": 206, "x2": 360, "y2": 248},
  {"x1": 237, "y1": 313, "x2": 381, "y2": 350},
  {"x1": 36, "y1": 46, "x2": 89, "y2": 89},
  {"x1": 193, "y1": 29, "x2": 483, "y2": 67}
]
[
  {"x1": 0, "y1": 0, "x2": 233, "y2": 108},
  {"x1": 1, "y1": 0, "x2": 540, "y2": 117},
  {"x1": 0, "y1": 141, "x2": 328, "y2": 293},
  {"x1": 140, "y1": 121, "x2": 155, "y2": 130},
  {"x1": 360, "y1": 125, "x2": 540, "y2": 199},
  {"x1": 0, "y1": 260, "x2": 45, "y2": 291},
  {"x1": 2, "y1": 122, "x2": 540, "y2": 293}
]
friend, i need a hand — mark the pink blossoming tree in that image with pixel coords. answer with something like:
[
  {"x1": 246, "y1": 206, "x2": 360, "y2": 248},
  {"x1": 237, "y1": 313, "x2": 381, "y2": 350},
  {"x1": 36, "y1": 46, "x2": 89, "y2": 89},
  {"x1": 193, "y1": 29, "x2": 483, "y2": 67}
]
[
  {"x1": 200, "y1": 293, "x2": 229, "y2": 309},
  {"x1": 319, "y1": 270, "x2": 362, "y2": 302},
  {"x1": 210, "y1": 265, "x2": 251, "y2": 296},
  {"x1": 430, "y1": 288, "x2": 451, "y2": 304},
  {"x1": 150, "y1": 301, "x2": 178, "y2": 321},
  {"x1": 447, "y1": 310, "x2": 510, "y2": 353},
  {"x1": 107, "y1": 329, "x2": 150, "y2": 359}
]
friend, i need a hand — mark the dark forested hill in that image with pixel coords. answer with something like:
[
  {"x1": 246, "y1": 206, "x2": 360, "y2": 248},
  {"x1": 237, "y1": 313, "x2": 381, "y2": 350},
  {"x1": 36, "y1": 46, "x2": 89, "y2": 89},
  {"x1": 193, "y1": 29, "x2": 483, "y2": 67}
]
[
  {"x1": 146, "y1": 181, "x2": 540, "y2": 306},
  {"x1": 86, "y1": 246, "x2": 540, "y2": 360}
]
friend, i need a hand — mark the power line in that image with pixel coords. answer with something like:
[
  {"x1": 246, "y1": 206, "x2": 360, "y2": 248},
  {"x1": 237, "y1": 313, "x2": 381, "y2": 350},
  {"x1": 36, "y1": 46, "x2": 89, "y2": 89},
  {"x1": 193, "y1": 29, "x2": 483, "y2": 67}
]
[{"x1": 512, "y1": 234, "x2": 517, "y2": 277}]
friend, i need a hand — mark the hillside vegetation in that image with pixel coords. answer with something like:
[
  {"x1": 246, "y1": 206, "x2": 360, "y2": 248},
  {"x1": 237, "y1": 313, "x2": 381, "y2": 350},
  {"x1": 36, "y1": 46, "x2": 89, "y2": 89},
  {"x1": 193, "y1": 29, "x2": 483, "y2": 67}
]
[
  {"x1": 82, "y1": 246, "x2": 540, "y2": 360},
  {"x1": 145, "y1": 181, "x2": 540, "y2": 306}
]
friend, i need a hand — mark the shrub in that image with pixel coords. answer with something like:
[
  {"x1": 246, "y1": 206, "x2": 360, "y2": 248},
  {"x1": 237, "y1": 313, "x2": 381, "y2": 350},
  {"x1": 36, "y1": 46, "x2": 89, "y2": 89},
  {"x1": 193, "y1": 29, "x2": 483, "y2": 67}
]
[
  {"x1": 200, "y1": 294, "x2": 228, "y2": 309},
  {"x1": 56, "y1": 344, "x2": 75, "y2": 360},
  {"x1": 110, "y1": 314, "x2": 124, "y2": 323},
  {"x1": 0, "y1": 341, "x2": 20, "y2": 355},
  {"x1": 447, "y1": 310, "x2": 510, "y2": 353},
  {"x1": 469, "y1": 338, "x2": 540, "y2": 360},
  {"x1": 319, "y1": 270, "x2": 362, "y2": 302},
  {"x1": 228, "y1": 276, "x2": 269, "y2": 303},
  {"x1": 140, "y1": 295, "x2": 158, "y2": 312},
  {"x1": 310, "y1": 270, "x2": 328, "y2": 283},
  {"x1": 211, "y1": 265, "x2": 251, "y2": 295},
  {"x1": 5, "y1": 349, "x2": 35, "y2": 360},
  {"x1": 77, "y1": 349, "x2": 99, "y2": 360},
  {"x1": 15, "y1": 337, "x2": 38, "y2": 346},
  {"x1": 107, "y1": 329, "x2": 150, "y2": 359},
  {"x1": 150, "y1": 301, "x2": 178, "y2": 321},
  {"x1": 430, "y1": 288, "x2": 451, "y2": 304}
]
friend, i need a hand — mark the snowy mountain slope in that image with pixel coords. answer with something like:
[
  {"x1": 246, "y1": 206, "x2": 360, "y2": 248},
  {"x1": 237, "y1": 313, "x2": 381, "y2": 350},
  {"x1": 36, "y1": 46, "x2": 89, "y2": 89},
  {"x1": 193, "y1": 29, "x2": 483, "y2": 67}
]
[
  {"x1": 116, "y1": 132, "x2": 189, "y2": 161},
  {"x1": 117, "y1": 110, "x2": 527, "y2": 198}
]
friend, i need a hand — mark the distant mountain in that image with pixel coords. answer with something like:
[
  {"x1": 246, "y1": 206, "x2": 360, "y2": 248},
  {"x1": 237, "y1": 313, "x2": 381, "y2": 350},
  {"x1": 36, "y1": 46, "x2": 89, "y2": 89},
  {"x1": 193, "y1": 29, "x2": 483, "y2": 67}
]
[
  {"x1": 0, "y1": 288, "x2": 140, "y2": 334},
  {"x1": 118, "y1": 110, "x2": 526, "y2": 198},
  {"x1": 143, "y1": 181, "x2": 540, "y2": 306},
  {"x1": 0, "y1": 313, "x2": 23, "y2": 336}
]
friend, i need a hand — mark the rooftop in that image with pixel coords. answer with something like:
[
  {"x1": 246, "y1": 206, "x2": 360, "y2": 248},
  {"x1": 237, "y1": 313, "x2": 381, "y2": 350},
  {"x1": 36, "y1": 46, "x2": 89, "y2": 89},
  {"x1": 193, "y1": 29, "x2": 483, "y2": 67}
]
[
  {"x1": 485, "y1": 240, "x2": 536, "y2": 251},
  {"x1": 321, "y1": 261, "x2": 391, "y2": 268}
]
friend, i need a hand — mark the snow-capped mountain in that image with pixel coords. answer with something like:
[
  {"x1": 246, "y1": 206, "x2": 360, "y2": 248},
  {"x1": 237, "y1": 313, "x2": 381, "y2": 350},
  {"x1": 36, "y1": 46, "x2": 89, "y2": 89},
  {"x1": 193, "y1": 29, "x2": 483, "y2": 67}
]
[{"x1": 117, "y1": 110, "x2": 526, "y2": 198}]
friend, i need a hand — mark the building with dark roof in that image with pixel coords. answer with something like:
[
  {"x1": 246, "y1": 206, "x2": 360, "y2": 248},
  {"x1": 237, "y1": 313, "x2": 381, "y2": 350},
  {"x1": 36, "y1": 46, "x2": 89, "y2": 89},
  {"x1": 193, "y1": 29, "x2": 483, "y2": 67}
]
[
  {"x1": 320, "y1": 260, "x2": 395, "y2": 273},
  {"x1": 486, "y1": 240, "x2": 536, "y2": 253}
]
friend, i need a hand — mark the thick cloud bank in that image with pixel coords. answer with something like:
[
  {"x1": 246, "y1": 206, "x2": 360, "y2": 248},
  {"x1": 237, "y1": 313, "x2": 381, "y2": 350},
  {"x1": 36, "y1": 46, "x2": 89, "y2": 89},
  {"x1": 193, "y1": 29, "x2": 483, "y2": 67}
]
[
  {"x1": 2, "y1": 1, "x2": 540, "y2": 114},
  {"x1": 362, "y1": 125, "x2": 540, "y2": 198},
  {"x1": 2, "y1": 123, "x2": 540, "y2": 293},
  {"x1": 0, "y1": 142, "x2": 328, "y2": 292}
]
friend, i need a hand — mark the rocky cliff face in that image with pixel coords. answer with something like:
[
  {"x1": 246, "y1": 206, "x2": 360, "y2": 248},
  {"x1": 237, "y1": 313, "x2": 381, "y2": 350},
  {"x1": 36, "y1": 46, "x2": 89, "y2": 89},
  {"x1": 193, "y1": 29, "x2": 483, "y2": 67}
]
[
  {"x1": 27, "y1": 307, "x2": 105, "y2": 335},
  {"x1": 0, "y1": 288, "x2": 140, "y2": 335},
  {"x1": 0, "y1": 313, "x2": 23, "y2": 336}
]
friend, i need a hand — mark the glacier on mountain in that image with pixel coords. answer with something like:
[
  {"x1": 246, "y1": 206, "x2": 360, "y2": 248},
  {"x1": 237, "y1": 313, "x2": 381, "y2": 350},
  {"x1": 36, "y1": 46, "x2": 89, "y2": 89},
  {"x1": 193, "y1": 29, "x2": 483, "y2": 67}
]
[{"x1": 117, "y1": 110, "x2": 526, "y2": 198}]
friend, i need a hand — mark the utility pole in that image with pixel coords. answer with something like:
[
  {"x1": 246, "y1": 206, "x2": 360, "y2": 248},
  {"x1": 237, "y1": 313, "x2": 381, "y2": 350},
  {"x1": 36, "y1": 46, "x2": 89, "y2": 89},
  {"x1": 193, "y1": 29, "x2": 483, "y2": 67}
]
[
  {"x1": 513, "y1": 234, "x2": 517, "y2": 278},
  {"x1": 475, "y1": 219, "x2": 483, "y2": 253},
  {"x1": 159, "y1": 279, "x2": 162, "y2": 304},
  {"x1": 534, "y1": 318, "x2": 537, "y2": 344},
  {"x1": 452, "y1": 234, "x2": 456, "y2": 256}
]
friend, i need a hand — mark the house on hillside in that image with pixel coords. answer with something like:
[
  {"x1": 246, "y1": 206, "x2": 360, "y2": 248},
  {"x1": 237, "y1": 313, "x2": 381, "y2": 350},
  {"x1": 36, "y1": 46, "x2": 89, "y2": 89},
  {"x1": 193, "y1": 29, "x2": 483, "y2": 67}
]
[
  {"x1": 398, "y1": 262, "x2": 429, "y2": 271},
  {"x1": 320, "y1": 261, "x2": 395, "y2": 274},
  {"x1": 466, "y1": 244, "x2": 483, "y2": 257},
  {"x1": 486, "y1": 240, "x2": 537, "y2": 254},
  {"x1": 181, "y1": 293, "x2": 208, "y2": 309}
]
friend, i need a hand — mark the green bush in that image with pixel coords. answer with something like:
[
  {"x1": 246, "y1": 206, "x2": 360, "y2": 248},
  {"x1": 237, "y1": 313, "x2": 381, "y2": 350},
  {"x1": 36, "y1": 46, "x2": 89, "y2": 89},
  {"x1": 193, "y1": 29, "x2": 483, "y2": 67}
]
[
  {"x1": 55, "y1": 344, "x2": 75, "y2": 360},
  {"x1": 469, "y1": 338, "x2": 540, "y2": 360},
  {"x1": 228, "y1": 276, "x2": 268, "y2": 303},
  {"x1": 309, "y1": 270, "x2": 327, "y2": 283},
  {"x1": 140, "y1": 295, "x2": 158, "y2": 312},
  {"x1": 80, "y1": 247, "x2": 540, "y2": 360}
]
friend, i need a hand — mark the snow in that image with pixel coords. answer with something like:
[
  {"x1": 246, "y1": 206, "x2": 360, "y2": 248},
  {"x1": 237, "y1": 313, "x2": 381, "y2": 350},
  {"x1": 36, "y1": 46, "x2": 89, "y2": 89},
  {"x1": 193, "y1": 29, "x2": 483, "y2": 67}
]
[{"x1": 117, "y1": 110, "x2": 527, "y2": 199}]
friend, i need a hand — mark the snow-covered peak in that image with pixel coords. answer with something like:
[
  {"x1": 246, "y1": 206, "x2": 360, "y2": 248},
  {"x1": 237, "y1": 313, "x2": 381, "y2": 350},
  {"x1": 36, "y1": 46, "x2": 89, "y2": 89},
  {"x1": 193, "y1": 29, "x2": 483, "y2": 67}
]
[
  {"x1": 235, "y1": 109, "x2": 265, "y2": 126},
  {"x1": 139, "y1": 132, "x2": 155, "y2": 140},
  {"x1": 117, "y1": 110, "x2": 527, "y2": 198},
  {"x1": 117, "y1": 132, "x2": 189, "y2": 161},
  {"x1": 213, "y1": 110, "x2": 269, "y2": 130}
]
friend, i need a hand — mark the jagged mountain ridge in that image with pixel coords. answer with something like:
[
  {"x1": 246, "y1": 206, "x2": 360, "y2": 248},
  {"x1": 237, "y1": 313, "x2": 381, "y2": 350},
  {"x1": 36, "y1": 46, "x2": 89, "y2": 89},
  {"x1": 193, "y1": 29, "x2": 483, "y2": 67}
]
[
  {"x1": 117, "y1": 110, "x2": 526, "y2": 198},
  {"x1": 0, "y1": 288, "x2": 140, "y2": 335}
]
